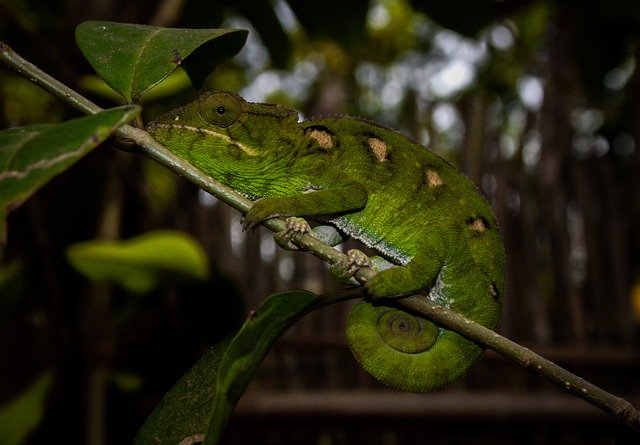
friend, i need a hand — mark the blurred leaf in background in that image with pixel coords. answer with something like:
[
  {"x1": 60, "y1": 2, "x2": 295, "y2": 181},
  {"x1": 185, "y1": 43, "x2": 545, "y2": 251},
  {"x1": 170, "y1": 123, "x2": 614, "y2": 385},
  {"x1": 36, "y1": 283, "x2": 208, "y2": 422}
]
[
  {"x1": 0, "y1": 371, "x2": 53, "y2": 445},
  {"x1": 66, "y1": 230, "x2": 209, "y2": 294}
]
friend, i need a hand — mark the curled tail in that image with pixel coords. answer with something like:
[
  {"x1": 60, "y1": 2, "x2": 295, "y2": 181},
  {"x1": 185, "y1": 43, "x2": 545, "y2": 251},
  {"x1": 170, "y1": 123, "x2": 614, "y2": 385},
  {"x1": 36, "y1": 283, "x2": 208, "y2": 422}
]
[{"x1": 345, "y1": 302, "x2": 487, "y2": 393}]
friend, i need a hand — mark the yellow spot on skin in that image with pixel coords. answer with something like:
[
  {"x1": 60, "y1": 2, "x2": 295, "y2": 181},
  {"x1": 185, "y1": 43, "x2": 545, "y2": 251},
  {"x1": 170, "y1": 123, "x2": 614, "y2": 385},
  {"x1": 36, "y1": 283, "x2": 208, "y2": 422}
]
[
  {"x1": 367, "y1": 137, "x2": 388, "y2": 162},
  {"x1": 469, "y1": 218, "x2": 488, "y2": 233},
  {"x1": 308, "y1": 128, "x2": 333, "y2": 149},
  {"x1": 425, "y1": 169, "x2": 444, "y2": 187}
]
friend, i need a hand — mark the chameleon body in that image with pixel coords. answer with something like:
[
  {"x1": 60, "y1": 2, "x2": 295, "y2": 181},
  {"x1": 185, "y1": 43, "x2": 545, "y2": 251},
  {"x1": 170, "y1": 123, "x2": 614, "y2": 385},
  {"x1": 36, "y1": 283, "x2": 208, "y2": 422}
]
[{"x1": 147, "y1": 91, "x2": 505, "y2": 393}]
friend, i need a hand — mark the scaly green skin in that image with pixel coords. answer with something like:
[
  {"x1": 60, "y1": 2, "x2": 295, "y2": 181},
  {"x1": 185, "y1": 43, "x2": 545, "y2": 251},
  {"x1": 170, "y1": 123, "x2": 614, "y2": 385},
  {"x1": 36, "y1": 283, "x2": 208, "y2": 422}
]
[{"x1": 147, "y1": 91, "x2": 505, "y2": 393}]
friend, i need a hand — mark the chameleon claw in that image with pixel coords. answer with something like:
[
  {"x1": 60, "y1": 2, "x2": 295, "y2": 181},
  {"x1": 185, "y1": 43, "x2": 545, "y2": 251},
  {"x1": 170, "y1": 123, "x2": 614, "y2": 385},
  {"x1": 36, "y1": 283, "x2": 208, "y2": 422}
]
[
  {"x1": 283, "y1": 217, "x2": 311, "y2": 238},
  {"x1": 241, "y1": 216, "x2": 260, "y2": 232},
  {"x1": 274, "y1": 217, "x2": 311, "y2": 250},
  {"x1": 243, "y1": 198, "x2": 282, "y2": 231},
  {"x1": 330, "y1": 249, "x2": 372, "y2": 285},
  {"x1": 345, "y1": 249, "x2": 372, "y2": 275}
]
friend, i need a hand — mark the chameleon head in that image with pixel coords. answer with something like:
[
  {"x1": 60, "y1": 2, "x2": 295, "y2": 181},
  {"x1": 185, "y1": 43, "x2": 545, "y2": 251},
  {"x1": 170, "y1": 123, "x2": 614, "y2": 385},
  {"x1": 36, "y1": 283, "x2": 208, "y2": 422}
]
[{"x1": 146, "y1": 91, "x2": 302, "y2": 196}]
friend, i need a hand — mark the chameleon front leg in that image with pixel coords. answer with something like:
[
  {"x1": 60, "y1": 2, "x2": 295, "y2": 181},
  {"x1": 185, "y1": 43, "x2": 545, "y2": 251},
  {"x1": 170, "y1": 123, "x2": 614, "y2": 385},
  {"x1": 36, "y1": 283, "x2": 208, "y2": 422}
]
[
  {"x1": 242, "y1": 183, "x2": 367, "y2": 273},
  {"x1": 242, "y1": 183, "x2": 368, "y2": 230}
]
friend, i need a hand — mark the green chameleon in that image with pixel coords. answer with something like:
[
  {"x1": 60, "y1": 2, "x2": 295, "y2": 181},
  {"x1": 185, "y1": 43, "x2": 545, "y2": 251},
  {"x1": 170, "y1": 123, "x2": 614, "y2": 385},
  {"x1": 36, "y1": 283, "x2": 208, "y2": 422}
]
[{"x1": 147, "y1": 91, "x2": 505, "y2": 393}]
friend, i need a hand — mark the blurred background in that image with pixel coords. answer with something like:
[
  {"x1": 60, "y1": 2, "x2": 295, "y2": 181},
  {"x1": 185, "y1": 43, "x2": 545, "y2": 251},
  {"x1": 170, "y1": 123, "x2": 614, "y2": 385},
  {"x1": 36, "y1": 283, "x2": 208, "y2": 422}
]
[{"x1": 1, "y1": 0, "x2": 640, "y2": 443}]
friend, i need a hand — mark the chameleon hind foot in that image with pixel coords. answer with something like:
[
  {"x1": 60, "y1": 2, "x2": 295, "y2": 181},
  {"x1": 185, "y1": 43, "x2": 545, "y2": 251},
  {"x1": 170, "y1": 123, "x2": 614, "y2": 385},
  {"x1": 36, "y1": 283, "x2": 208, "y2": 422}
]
[
  {"x1": 330, "y1": 249, "x2": 372, "y2": 286},
  {"x1": 345, "y1": 249, "x2": 372, "y2": 274},
  {"x1": 333, "y1": 250, "x2": 403, "y2": 298}
]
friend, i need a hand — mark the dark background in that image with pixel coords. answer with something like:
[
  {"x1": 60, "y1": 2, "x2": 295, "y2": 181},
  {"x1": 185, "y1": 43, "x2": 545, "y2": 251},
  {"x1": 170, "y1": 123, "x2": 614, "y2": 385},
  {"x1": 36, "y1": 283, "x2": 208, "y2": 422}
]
[{"x1": 1, "y1": 0, "x2": 640, "y2": 443}]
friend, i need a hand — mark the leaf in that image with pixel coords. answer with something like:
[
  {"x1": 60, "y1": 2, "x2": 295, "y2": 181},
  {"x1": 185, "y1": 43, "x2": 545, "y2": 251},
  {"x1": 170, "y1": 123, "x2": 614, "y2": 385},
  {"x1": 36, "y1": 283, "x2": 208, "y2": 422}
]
[
  {"x1": 133, "y1": 290, "x2": 319, "y2": 445},
  {"x1": 0, "y1": 371, "x2": 54, "y2": 445},
  {"x1": 75, "y1": 21, "x2": 248, "y2": 102},
  {"x1": 407, "y1": 0, "x2": 500, "y2": 37},
  {"x1": 79, "y1": 69, "x2": 192, "y2": 104},
  {"x1": 205, "y1": 290, "x2": 318, "y2": 444},
  {"x1": 66, "y1": 230, "x2": 209, "y2": 294},
  {"x1": 0, "y1": 106, "x2": 141, "y2": 235},
  {"x1": 132, "y1": 338, "x2": 231, "y2": 445}
]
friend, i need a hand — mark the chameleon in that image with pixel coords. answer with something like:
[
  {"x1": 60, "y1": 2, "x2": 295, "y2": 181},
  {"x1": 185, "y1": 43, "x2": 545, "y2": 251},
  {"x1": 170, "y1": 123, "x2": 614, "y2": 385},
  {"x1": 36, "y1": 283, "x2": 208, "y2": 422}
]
[{"x1": 146, "y1": 91, "x2": 505, "y2": 393}]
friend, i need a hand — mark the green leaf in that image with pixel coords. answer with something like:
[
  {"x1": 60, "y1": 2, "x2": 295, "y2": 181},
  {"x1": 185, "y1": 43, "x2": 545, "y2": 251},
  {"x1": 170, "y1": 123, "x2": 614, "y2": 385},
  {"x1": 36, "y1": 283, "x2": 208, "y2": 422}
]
[
  {"x1": 0, "y1": 371, "x2": 54, "y2": 445},
  {"x1": 206, "y1": 290, "x2": 319, "y2": 444},
  {"x1": 133, "y1": 338, "x2": 231, "y2": 445},
  {"x1": 0, "y1": 106, "x2": 141, "y2": 234},
  {"x1": 133, "y1": 290, "x2": 319, "y2": 445},
  {"x1": 79, "y1": 69, "x2": 192, "y2": 104},
  {"x1": 66, "y1": 230, "x2": 209, "y2": 294},
  {"x1": 75, "y1": 21, "x2": 248, "y2": 102}
]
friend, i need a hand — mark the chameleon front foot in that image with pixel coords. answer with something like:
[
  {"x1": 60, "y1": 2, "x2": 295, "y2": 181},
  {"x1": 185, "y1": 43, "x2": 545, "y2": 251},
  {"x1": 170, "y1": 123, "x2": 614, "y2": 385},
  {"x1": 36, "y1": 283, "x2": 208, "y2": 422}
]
[
  {"x1": 273, "y1": 217, "x2": 311, "y2": 250},
  {"x1": 242, "y1": 197, "x2": 281, "y2": 231}
]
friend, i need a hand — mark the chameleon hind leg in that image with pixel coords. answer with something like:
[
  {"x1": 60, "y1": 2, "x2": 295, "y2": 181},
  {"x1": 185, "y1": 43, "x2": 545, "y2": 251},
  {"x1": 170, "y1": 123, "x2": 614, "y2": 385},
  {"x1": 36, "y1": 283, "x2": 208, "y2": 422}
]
[{"x1": 339, "y1": 246, "x2": 444, "y2": 299}]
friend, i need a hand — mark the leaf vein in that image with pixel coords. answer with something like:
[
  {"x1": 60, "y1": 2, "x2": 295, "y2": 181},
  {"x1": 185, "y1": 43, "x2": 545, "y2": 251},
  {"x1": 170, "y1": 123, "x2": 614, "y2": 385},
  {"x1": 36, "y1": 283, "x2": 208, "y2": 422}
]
[
  {"x1": 0, "y1": 142, "x2": 90, "y2": 181},
  {"x1": 130, "y1": 29, "x2": 163, "y2": 99}
]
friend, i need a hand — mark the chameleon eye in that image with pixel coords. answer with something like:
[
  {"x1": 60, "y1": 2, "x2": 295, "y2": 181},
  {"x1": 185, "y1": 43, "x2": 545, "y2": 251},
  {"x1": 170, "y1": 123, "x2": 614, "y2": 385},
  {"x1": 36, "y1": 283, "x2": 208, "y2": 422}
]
[{"x1": 199, "y1": 92, "x2": 242, "y2": 128}]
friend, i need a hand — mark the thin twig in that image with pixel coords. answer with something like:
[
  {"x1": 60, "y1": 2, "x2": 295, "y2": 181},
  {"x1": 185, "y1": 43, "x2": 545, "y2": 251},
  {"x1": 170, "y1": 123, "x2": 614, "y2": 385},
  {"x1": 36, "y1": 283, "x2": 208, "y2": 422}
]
[
  {"x1": 0, "y1": 42, "x2": 102, "y2": 115},
  {"x1": 2, "y1": 42, "x2": 639, "y2": 433}
]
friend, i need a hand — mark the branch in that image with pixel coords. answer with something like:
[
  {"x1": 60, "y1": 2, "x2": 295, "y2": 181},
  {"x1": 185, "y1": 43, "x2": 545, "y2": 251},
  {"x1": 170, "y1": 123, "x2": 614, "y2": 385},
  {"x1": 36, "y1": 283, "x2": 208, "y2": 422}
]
[
  {"x1": 2, "y1": 43, "x2": 639, "y2": 433},
  {"x1": 399, "y1": 296, "x2": 640, "y2": 431}
]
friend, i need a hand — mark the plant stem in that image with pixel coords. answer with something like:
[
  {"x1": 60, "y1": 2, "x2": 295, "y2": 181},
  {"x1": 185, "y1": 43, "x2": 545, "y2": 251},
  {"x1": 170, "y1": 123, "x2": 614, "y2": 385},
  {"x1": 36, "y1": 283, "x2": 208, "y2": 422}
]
[
  {"x1": 2, "y1": 43, "x2": 639, "y2": 434},
  {"x1": 0, "y1": 42, "x2": 102, "y2": 115}
]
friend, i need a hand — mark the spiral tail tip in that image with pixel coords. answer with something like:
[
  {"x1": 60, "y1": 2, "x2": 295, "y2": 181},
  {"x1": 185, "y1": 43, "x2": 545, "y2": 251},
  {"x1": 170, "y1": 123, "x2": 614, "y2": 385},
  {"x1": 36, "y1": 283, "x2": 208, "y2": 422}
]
[{"x1": 346, "y1": 300, "x2": 484, "y2": 393}]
